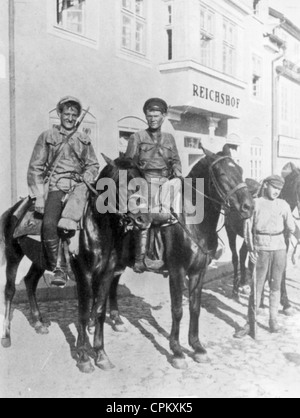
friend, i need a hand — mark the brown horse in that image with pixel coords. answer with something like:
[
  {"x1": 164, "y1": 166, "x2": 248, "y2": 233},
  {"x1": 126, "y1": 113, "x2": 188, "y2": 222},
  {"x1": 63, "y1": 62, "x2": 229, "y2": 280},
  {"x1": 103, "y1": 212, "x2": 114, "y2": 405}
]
[{"x1": 75, "y1": 145, "x2": 254, "y2": 372}]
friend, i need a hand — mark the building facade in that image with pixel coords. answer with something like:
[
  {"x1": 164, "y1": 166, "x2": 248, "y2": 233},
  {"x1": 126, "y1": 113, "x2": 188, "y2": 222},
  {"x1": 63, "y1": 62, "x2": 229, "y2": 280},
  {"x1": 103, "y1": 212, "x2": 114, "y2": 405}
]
[
  {"x1": 268, "y1": 8, "x2": 300, "y2": 174},
  {"x1": 0, "y1": 0, "x2": 12, "y2": 214},
  {"x1": 2, "y1": 0, "x2": 300, "y2": 214}
]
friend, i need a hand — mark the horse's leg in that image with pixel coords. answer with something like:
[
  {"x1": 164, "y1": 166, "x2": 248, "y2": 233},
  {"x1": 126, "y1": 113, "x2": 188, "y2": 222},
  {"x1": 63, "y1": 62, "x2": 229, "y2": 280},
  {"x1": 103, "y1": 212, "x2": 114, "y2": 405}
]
[
  {"x1": 169, "y1": 267, "x2": 187, "y2": 370},
  {"x1": 2, "y1": 251, "x2": 23, "y2": 348},
  {"x1": 109, "y1": 273, "x2": 127, "y2": 333},
  {"x1": 94, "y1": 272, "x2": 115, "y2": 371},
  {"x1": 226, "y1": 228, "x2": 239, "y2": 298},
  {"x1": 24, "y1": 264, "x2": 50, "y2": 334},
  {"x1": 189, "y1": 269, "x2": 209, "y2": 364},
  {"x1": 75, "y1": 269, "x2": 95, "y2": 374}
]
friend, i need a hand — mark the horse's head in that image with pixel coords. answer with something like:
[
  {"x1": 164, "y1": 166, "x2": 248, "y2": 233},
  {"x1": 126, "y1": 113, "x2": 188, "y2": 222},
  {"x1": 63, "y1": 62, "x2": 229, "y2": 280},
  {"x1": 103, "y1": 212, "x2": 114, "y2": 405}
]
[
  {"x1": 281, "y1": 162, "x2": 300, "y2": 218},
  {"x1": 98, "y1": 154, "x2": 152, "y2": 229},
  {"x1": 201, "y1": 145, "x2": 254, "y2": 219}
]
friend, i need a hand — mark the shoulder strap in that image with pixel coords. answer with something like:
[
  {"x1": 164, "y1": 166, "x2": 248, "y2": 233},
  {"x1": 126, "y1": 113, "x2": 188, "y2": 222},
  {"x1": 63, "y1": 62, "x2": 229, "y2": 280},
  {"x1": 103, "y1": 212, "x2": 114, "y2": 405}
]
[
  {"x1": 142, "y1": 131, "x2": 172, "y2": 171},
  {"x1": 45, "y1": 139, "x2": 68, "y2": 181}
]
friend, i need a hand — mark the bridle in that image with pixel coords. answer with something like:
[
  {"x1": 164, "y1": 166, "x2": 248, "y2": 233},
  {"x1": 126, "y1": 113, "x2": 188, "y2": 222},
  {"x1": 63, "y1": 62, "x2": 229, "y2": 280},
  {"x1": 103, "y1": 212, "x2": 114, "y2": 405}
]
[{"x1": 208, "y1": 156, "x2": 248, "y2": 209}]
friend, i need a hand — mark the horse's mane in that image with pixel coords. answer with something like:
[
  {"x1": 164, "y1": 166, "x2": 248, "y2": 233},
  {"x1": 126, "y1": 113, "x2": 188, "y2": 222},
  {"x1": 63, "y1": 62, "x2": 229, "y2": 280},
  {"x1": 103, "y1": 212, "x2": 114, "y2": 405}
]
[
  {"x1": 187, "y1": 156, "x2": 208, "y2": 179},
  {"x1": 99, "y1": 156, "x2": 144, "y2": 183}
]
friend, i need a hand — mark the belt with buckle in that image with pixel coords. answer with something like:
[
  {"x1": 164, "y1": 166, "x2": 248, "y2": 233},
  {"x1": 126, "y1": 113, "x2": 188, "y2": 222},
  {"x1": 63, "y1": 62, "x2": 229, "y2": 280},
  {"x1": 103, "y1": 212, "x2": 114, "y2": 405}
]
[
  {"x1": 255, "y1": 231, "x2": 284, "y2": 236},
  {"x1": 145, "y1": 169, "x2": 170, "y2": 178}
]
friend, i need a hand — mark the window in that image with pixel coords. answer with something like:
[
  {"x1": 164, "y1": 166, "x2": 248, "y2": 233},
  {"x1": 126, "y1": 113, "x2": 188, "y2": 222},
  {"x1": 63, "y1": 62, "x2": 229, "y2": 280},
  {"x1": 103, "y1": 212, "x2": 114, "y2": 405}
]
[
  {"x1": 250, "y1": 144, "x2": 262, "y2": 181},
  {"x1": 223, "y1": 18, "x2": 236, "y2": 77},
  {"x1": 56, "y1": 0, "x2": 86, "y2": 35},
  {"x1": 184, "y1": 137, "x2": 202, "y2": 149},
  {"x1": 121, "y1": 0, "x2": 147, "y2": 55},
  {"x1": 51, "y1": 0, "x2": 99, "y2": 45},
  {"x1": 252, "y1": 54, "x2": 262, "y2": 98},
  {"x1": 200, "y1": 6, "x2": 215, "y2": 68}
]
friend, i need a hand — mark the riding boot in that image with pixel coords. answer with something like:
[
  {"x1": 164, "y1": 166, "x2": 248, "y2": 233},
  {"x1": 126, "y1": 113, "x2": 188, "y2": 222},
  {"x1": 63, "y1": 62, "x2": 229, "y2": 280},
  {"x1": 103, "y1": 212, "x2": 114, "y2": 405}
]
[
  {"x1": 44, "y1": 239, "x2": 68, "y2": 287},
  {"x1": 133, "y1": 229, "x2": 149, "y2": 274},
  {"x1": 269, "y1": 290, "x2": 281, "y2": 333}
]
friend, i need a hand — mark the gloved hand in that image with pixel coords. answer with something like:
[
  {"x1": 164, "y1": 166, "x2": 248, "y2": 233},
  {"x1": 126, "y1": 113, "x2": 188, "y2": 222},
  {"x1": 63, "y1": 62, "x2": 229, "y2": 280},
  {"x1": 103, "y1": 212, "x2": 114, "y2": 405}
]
[
  {"x1": 83, "y1": 172, "x2": 95, "y2": 183},
  {"x1": 35, "y1": 196, "x2": 45, "y2": 215}
]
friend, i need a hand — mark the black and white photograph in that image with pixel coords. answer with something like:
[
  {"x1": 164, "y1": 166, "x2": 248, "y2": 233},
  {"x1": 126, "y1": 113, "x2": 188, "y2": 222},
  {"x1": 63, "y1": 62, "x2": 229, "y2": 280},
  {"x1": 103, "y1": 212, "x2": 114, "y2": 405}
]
[{"x1": 1, "y1": 0, "x2": 300, "y2": 400}]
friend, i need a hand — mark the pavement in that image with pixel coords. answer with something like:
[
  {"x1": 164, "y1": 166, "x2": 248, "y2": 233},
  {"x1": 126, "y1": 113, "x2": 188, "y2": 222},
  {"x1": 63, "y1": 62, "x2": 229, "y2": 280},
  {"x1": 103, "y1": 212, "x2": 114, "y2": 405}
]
[{"x1": 1, "y1": 248, "x2": 300, "y2": 398}]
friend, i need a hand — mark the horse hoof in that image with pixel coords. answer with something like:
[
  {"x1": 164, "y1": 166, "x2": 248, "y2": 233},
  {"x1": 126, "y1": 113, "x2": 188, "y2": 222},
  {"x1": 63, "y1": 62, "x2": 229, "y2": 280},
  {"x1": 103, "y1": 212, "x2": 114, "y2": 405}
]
[
  {"x1": 77, "y1": 361, "x2": 95, "y2": 374},
  {"x1": 113, "y1": 323, "x2": 127, "y2": 333},
  {"x1": 35, "y1": 324, "x2": 50, "y2": 335},
  {"x1": 171, "y1": 357, "x2": 188, "y2": 370},
  {"x1": 95, "y1": 359, "x2": 115, "y2": 371},
  {"x1": 232, "y1": 290, "x2": 240, "y2": 300},
  {"x1": 194, "y1": 353, "x2": 209, "y2": 364},
  {"x1": 240, "y1": 285, "x2": 251, "y2": 295},
  {"x1": 1, "y1": 338, "x2": 11, "y2": 349}
]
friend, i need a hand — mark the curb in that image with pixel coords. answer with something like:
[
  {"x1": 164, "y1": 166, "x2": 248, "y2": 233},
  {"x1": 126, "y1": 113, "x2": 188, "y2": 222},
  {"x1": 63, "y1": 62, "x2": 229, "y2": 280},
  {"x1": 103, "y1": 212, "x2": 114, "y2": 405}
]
[{"x1": 13, "y1": 263, "x2": 234, "y2": 304}]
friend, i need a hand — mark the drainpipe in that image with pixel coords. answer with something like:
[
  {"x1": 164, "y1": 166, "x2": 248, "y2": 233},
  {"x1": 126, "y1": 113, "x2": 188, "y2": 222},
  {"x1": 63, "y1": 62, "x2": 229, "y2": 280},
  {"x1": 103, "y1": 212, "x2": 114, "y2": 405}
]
[
  {"x1": 271, "y1": 48, "x2": 285, "y2": 174},
  {"x1": 9, "y1": 0, "x2": 17, "y2": 203}
]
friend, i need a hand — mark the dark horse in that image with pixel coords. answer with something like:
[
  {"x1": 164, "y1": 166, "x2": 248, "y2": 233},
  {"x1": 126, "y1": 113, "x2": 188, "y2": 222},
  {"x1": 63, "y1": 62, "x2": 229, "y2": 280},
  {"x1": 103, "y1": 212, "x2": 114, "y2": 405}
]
[
  {"x1": 0, "y1": 189, "x2": 126, "y2": 373},
  {"x1": 73, "y1": 145, "x2": 254, "y2": 372},
  {"x1": 226, "y1": 163, "x2": 300, "y2": 310},
  {"x1": 0, "y1": 146, "x2": 253, "y2": 372}
]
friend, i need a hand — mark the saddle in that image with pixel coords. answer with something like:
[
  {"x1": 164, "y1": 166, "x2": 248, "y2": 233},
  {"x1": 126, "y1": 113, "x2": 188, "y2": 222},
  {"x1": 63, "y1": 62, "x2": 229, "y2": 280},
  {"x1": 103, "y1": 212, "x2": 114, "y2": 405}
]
[
  {"x1": 12, "y1": 197, "x2": 81, "y2": 280},
  {"x1": 140, "y1": 178, "x2": 183, "y2": 273}
]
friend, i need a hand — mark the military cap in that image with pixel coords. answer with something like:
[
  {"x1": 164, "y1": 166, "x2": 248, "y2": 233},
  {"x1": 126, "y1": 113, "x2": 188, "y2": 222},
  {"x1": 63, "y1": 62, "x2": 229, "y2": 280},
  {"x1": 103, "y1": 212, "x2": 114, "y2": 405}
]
[
  {"x1": 264, "y1": 175, "x2": 285, "y2": 189},
  {"x1": 56, "y1": 96, "x2": 82, "y2": 114},
  {"x1": 143, "y1": 98, "x2": 168, "y2": 115}
]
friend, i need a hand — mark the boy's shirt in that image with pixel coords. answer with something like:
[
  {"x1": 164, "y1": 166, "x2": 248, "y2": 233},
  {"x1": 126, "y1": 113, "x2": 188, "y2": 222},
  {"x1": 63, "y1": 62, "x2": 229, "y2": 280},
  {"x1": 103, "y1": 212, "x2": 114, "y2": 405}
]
[{"x1": 252, "y1": 197, "x2": 295, "y2": 251}]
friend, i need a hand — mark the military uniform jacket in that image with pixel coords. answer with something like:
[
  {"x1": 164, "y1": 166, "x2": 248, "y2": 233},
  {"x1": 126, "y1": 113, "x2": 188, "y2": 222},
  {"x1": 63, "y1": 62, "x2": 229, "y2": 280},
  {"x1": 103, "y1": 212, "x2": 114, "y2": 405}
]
[
  {"x1": 27, "y1": 126, "x2": 100, "y2": 199},
  {"x1": 125, "y1": 129, "x2": 182, "y2": 177}
]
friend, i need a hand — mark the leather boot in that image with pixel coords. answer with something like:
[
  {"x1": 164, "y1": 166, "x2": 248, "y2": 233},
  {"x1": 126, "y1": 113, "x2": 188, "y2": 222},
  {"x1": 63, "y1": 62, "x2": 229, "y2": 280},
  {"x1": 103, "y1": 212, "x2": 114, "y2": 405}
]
[
  {"x1": 269, "y1": 290, "x2": 281, "y2": 333},
  {"x1": 133, "y1": 229, "x2": 149, "y2": 273},
  {"x1": 44, "y1": 239, "x2": 68, "y2": 287}
]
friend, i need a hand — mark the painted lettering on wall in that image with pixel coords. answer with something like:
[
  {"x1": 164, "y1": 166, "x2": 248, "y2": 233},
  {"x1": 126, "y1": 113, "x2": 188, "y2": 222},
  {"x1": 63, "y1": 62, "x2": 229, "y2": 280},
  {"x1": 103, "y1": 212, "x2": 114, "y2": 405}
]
[{"x1": 193, "y1": 84, "x2": 240, "y2": 109}]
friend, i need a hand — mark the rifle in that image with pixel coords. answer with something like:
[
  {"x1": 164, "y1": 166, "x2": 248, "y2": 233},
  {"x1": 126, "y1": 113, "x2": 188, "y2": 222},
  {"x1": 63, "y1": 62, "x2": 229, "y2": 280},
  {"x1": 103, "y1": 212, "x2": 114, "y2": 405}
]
[{"x1": 244, "y1": 217, "x2": 257, "y2": 340}]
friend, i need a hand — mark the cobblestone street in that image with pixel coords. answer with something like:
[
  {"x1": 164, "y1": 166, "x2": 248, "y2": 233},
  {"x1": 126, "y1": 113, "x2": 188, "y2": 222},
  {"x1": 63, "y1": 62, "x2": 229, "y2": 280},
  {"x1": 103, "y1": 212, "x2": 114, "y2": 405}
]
[{"x1": 1, "y1": 256, "x2": 300, "y2": 398}]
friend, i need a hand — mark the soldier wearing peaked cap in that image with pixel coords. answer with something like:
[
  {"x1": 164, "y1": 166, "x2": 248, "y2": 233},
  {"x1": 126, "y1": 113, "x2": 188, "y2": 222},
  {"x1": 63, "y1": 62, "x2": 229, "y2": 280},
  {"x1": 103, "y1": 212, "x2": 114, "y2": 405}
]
[
  {"x1": 125, "y1": 98, "x2": 182, "y2": 273},
  {"x1": 235, "y1": 174, "x2": 296, "y2": 338},
  {"x1": 27, "y1": 97, "x2": 99, "y2": 287}
]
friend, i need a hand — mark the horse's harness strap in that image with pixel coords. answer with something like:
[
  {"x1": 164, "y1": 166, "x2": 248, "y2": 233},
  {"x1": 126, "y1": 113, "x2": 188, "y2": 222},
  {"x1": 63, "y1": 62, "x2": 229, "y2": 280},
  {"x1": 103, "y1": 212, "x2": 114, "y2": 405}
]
[
  {"x1": 209, "y1": 156, "x2": 247, "y2": 205},
  {"x1": 225, "y1": 182, "x2": 248, "y2": 201}
]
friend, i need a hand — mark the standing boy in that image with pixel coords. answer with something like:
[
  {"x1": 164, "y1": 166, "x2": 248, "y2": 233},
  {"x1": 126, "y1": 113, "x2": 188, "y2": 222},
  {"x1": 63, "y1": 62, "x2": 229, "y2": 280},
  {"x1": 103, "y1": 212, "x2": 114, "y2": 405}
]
[{"x1": 235, "y1": 175, "x2": 295, "y2": 337}]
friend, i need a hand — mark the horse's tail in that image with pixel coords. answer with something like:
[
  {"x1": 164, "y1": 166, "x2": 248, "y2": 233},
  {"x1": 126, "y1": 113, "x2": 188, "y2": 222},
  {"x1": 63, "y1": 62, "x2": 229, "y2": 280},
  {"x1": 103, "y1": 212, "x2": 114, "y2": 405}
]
[{"x1": 0, "y1": 209, "x2": 11, "y2": 267}]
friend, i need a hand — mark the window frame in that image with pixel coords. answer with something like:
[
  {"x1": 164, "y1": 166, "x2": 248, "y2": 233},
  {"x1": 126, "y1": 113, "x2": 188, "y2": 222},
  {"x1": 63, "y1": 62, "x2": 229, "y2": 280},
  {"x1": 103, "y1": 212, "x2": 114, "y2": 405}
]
[
  {"x1": 222, "y1": 18, "x2": 237, "y2": 77},
  {"x1": 199, "y1": 5, "x2": 215, "y2": 69},
  {"x1": 250, "y1": 143, "x2": 263, "y2": 181},
  {"x1": 48, "y1": 0, "x2": 100, "y2": 48},
  {"x1": 121, "y1": 0, "x2": 147, "y2": 57}
]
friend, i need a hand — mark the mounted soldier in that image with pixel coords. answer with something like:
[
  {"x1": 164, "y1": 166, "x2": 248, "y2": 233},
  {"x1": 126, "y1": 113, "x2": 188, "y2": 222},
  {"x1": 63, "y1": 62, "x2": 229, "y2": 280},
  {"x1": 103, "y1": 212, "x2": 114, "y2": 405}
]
[
  {"x1": 27, "y1": 96, "x2": 100, "y2": 287},
  {"x1": 125, "y1": 98, "x2": 182, "y2": 273}
]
